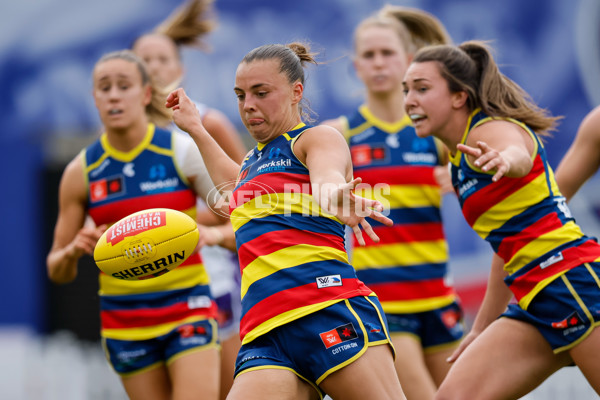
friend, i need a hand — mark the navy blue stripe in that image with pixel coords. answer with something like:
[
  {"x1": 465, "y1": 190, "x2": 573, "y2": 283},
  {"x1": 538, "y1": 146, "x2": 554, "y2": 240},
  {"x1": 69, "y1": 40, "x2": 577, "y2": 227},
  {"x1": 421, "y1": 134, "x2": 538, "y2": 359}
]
[
  {"x1": 235, "y1": 213, "x2": 344, "y2": 252},
  {"x1": 355, "y1": 263, "x2": 447, "y2": 284},
  {"x1": 370, "y1": 206, "x2": 441, "y2": 228},
  {"x1": 100, "y1": 285, "x2": 211, "y2": 311}
]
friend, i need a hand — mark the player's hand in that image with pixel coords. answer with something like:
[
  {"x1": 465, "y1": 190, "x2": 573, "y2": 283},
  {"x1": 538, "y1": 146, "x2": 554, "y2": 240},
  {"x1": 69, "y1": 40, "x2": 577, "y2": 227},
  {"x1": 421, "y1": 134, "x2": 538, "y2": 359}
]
[
  {"x1": 68, "y1": 224, "x2": 107, "y2": 258},
  {"x1": 457, "y1": 141, "x2": 510, "y2": 182},
  {"x1": 166, "y1": 88, "x2": 203, "y2": 136},
  {"x1": 446, "y1": 330, "x2": 480, "y2": 363},
  {"x1": 434, "y1": 165, "x2": 454, "y2": 195},
  {"x1": 196, "y1": 225, "x2": 225, "y2": 249},
  {"x1": 328, "y1": 178, "x2": 393, "y2": 246}
]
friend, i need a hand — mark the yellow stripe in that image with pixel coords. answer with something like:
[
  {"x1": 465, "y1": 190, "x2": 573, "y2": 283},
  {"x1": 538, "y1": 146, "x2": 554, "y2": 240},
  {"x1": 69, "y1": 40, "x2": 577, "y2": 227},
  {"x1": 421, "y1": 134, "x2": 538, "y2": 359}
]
[
  {"x1": 99, "y1": 124, "x2": 155, "y2": 162},
  {"x1": 99, "y1": 264, "x2": 210, "y2": 296},
  {"x1": 381, "y1": 295, "x2": 455, "y2": 313},
  {"x1": 505, "y1": 221, "x2": 584, "y2": 274},
  {"x1": 355, "y1": 105, "x2": 413, "y2": 134},
  {"x1": 356, "y1": 184, "x2": 441, "y2": 209},
  {"x1": 102, "y1": 315, "x2": 209, "y2": 341},
  {"x1": 585, "y1": 263, "x2": 600, "y2": 289},
  {"x1": 240, "y1": 244, "x2": 348, "y2": 298},
  {"x1": 147, "y1": 143, "x2": 174, "y2": 157},
  {"x1": 472, "y1": 173, "x2": 550, "y2": 237},
  {"x1": 352, "y1": 241, "x2": 448, "y2": 269},
  {"x1": 552, "y1": 273, "x2": 597, "y2": 353},
  {"x1": 316, "y1": 299, "x2": 368, "y2": 385},
  {"x1": 230, "y1": 192, "x2": 341, "y2": 231},
  {"x1": 85, "y1": 152, "x2": 111, "y2": 174}
]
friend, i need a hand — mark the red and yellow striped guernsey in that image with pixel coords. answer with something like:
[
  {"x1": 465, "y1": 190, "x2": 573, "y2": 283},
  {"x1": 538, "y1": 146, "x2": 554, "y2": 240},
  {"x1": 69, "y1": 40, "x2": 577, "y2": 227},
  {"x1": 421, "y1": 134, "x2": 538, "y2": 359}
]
[
  {"x1": 84, "y1": 124, "x2": 216, "y2": 341},
  {"x1": 341, "y1": 106, "x2": 456, "y2": 313},
  {"x1": 230, "y1": 123, "x2": 374, "y2": 344},
  {"x1": 451, "y1": 110, "x2": 600, "y2": 309}
]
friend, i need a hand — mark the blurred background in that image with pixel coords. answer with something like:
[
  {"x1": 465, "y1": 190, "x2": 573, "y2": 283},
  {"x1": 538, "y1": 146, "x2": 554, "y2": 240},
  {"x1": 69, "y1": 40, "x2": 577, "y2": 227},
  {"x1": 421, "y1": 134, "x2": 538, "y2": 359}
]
[{"x1": 1, "y1": 0, "x2": 599, "y2": 398}]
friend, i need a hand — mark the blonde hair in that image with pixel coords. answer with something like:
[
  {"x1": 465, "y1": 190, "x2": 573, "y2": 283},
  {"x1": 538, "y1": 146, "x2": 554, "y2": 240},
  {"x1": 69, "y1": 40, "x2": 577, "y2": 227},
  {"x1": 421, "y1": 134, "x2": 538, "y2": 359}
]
[
  {"x1": 412, "y1": 41, "x2": 560, "y2": 135},
  {"x1": 241, "y1": 42, "x2": 318, "y2": 122},
  {"x1": 354, "y1": 5, "x2": 451, "y2": 55},
  {"x1": 94, "y1": 50, "x2": 172, "y2": 128},
  {"x1": 154, "y1": 0, "x2": 216, "y2": 50}
]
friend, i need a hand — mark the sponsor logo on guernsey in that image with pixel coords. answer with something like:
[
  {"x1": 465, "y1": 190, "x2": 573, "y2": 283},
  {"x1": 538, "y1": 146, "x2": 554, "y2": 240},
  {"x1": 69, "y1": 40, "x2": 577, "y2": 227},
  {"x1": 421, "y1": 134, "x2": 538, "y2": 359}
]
[
  {"x1": 540, "y1": 252, "x2": 564, "y2": 269},
  {"x1": 385, "y1": 134, "x2": 400, "y2": 149},
  {"x1": 320, "y1": 322, "x2": 359, "y2": 349},
  {"x1": 402, "y1": 152, "x2": 437, "y2": 164},
  {"x1": 458, "y1": 178, "x2": 478, "y2": 197},
  {"x1": 351, "y1": 128, "x2": 376, "y2": 143},
  {"x1": 106, "y1": 210, "x2": 166, "y2": 245},
  {"x1": 256, "y1": 158, "x2": 292, "y2": 173},
  {"x1": 90, "y1": 159, "x2": 111, "y2": 178},
  {"x1": 188, "y1": 295, "x2": 212, "y2": 309},
  {"x1": 139, "y1": 177, "x2": 179, "y2": 193},
  {"x1": 351, "y1": 144, "x2": 387, "y2": 166},
  {"x1": 90, "y1": 176, "x2": 124, "y2": 203},
  {"x1": 122, "y1": 162, "x2": 135, "y2": 177},
  {"x1": 316, "y1": 274, "x2": 342, "y2": 288}
]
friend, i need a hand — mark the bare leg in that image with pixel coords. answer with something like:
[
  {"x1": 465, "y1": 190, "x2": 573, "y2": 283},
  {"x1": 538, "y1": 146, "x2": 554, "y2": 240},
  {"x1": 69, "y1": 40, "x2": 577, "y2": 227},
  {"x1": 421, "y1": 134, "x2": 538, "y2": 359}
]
[
  {"x1": 120, "y1": 364, "x2": 171, "y2": 400},
  {"x1": 435, "y1": 318, "x2": 571, "y2": 400},
  {"x1": 569, "y1": 327, "x2": 600, "y2": 394},
  {"x1": 392, "y1": 335, "x2": 436, "y2": 400},
  {"x1": 219, "y1": 333, "x2": 242, "y2": 400},
  {"x1": 320, "y1": 344, "x2": 406, "y2": 400},
  {"x1": 226, "y1": 369, "x2": 320, "y2": 400},
  {"x1": 169, "y1": 347, "x2": 220, "y2": 400},
  {"x1": 424, "y1": 345, "x2": 456, "y2": 386}
]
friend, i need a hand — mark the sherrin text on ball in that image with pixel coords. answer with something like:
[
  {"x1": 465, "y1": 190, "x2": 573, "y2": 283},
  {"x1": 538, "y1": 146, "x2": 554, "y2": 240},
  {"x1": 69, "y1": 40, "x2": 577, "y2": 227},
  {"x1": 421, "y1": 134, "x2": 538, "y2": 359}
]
[{"x1": 93, "y1": 208, "x2": 199, "y2": 280}]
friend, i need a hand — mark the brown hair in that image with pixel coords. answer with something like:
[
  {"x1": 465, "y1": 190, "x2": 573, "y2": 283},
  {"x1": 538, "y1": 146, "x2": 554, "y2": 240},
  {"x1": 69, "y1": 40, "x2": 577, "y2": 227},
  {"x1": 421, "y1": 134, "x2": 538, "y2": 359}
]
[
  {"x1": 354, "y1": 5, "x2": 451, "y2": 55},
  {"x1": 412, "y1": 40, "x2": 560, "y2": 135},
  {"x1": 94, "y1": 50, "x2": 172, "y2": 128},
  {"x1": 241, "y1": 42, "x2": 318, "y2": 122}
]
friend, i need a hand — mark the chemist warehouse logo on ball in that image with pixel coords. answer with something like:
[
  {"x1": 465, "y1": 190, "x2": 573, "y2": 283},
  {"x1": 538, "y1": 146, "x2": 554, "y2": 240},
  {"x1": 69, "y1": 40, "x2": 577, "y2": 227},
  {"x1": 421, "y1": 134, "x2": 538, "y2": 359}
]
[{"x1": 105, "y1": 211, "x2": 166, "y2": 245}]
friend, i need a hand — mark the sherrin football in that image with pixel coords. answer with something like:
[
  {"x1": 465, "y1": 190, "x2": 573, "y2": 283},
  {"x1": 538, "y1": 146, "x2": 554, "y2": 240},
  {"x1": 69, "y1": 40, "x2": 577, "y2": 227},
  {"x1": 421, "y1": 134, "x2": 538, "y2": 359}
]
[{"x1": 94, "y1": 208, "x2": 199, "y2": 281}]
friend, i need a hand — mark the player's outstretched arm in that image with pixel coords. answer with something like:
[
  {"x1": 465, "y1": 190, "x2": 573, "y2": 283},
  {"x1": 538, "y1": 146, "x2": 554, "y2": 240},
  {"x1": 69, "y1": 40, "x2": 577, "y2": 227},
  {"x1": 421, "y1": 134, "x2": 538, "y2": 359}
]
[{"x1": 47, "y1": 156, "x2": 106, "y2": 284}]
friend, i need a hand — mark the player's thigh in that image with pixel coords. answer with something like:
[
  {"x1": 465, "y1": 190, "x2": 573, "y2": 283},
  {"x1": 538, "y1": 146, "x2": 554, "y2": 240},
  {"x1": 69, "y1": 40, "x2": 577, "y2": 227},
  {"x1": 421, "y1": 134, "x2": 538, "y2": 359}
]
[
  {"x1": 168, "y1": 347, "x2": 221, "y2": 400},
  {"x1": 569, "y1": 327, "x2": 600, "y2": 393},
  {"x1": 227, "y1": 368, "x2": 319, "y2": 400},
  {"x1": 120, "y1": 365, "x2": 171, "y2": 400},
  {"x1": 436, "y1": 318, "x2": 571, "y2": 400},
  {"x1": 320, "y1": 344, "x2": 405, "y2": 400},
  {"x1": 219, "y1": 333, "x2": 242, "y2": 400},
  {"x1": 424, "y1": 343, "x2": 456, "y2": 386},
  {"x1": 392, "y1": 334, "x2": 437, "y2": 400}
]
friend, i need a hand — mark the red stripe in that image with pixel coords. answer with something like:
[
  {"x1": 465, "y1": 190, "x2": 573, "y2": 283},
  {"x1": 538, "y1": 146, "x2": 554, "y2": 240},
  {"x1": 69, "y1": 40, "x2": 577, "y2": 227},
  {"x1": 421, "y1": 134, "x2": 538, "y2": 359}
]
[
  {"x1": 239, "y1": 280, "x2": 373, "y2": 339},
  {"x1": 462, "y1": 155, "x2": 544, "y2": 226},
  {"x1": 509, "y1": 240, "x2": 600, "y2": 302},
  {"x1": 496, "y1": 212, "x2": 564, "y2": 262},
  {"x1": 356, "y1": 222, "x2": 445, "y2": 247},
  {"x1": 367, "y1": 278, "x2": 454, "y2": 301},
  {"x1": 101, "y1": 301, "x2": 218, "y2": 329},
  {"x1": 355, "y1": 166, "x2": 437, "y2": 186},
  {"x1": 238, "y1": 229, "x2": 345, "y2": 270},
  {"x1": 232, "y1": 172, "x2": 311, "y2": 210},
  {"x1": 89, "y1": 189, "x2": 196, "y2": 226}
]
